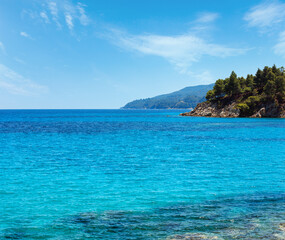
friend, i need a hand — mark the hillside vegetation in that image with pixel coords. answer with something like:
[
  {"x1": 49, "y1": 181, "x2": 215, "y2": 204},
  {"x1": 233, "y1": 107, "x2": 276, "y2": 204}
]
[
  {"x1": 122, "y1": 84, "x2": 214, "y2": 109},
  {"x1": 182, "y1": 65, "x2": 285, "y2": 118}
]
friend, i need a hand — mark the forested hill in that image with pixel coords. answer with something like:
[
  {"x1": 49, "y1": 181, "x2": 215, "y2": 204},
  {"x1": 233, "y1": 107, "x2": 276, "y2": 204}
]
[
  {"x1": 122, "y1": 84, "x2": 214, "y2": 109},
  {"x1": 182, "y1": 65, "x2": 285, "y2": 118}
]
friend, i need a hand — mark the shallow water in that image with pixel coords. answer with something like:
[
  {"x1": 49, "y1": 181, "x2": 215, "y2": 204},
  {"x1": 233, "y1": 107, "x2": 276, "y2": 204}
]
[{"x1": 0, "y1": 110, "x2": 284, "y2": 239}]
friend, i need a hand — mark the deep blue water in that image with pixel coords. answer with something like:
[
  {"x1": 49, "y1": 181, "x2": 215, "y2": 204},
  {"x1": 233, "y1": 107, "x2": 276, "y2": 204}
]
[{"x1": 0, "y1": 109, "x2": 284, "y2": 239}]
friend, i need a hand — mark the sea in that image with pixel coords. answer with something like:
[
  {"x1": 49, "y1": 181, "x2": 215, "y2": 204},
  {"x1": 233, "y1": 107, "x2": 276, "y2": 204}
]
[{"x1": 0, "y1": 109, "x2": 284, "y2": 239}]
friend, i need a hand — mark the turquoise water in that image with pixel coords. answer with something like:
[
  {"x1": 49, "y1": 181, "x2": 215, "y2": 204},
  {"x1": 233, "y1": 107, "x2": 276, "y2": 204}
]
[{"x1": 0, "y1": 110, "x2": 284, "y2": 239}]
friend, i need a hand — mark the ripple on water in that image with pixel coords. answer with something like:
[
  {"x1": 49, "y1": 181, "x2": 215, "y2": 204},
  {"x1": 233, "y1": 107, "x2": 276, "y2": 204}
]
[{"x1": 1, "y1": 111, "x2": 284, "y2": 239}]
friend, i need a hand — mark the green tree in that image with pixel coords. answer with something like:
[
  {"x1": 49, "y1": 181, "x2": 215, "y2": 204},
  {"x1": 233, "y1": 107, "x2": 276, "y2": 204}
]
[
  {"x1": 246, "y1": 74, "x2": 254, "y2": 90},
  {"x1": 226, "y1": 71, "x2": 241, "y2": 96},
  {"x1": 275, "y1": 76, "x2": 285, "y2": 95},
  {"x1": 213, "y1": 79, "x2": 225, "y2": 97},
  {"x1": 263, "y1": 80, "x2": 276, "y2": 99},
  {"x1": 245, "y1": 96, "x2": 261, "y2": 110},
  {"x1": 266, "y1": 70, "x2": 276, "y2": 82},
  {"x1": 239, "y1": 77, "x2": 247, "y2": 91},
  {"x1": 254, "y1": 68, "x2": 263, "y2": 88},
  {"x1": 272, "y1": 64, "x2": 278, "y2": 74},
  {"x1": 236, "y1": 103, "x2": 250, "y2": 116},
  {"x1": 271, "y1": 64, "x2": 282, "y2": 76},
  {"x1": 206, "y1": 90, "x2": 215, "y2": 101},
  {"x1": 261, "y1": 66, "x2": 271, "y2": 87}
]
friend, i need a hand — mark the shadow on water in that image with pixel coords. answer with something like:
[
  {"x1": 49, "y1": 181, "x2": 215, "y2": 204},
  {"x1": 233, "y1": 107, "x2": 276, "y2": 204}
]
[{"x1": 2, "y1": 192, "x2": 285, "y2": 239}]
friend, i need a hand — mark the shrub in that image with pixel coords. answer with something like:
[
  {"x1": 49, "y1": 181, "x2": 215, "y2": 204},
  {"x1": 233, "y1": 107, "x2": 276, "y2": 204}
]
[
  {"x1": 206, "y1": 90, "x2": 215, "y2": 101},
  {"x1": 236, "y1": 103, "x2": 250, "y2": 115}
]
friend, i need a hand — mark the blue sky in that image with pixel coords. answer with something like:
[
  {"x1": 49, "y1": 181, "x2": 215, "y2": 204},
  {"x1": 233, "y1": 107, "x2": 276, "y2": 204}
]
[{"x1": 1, "y1": 0, "x2": 285, "y2": 109}]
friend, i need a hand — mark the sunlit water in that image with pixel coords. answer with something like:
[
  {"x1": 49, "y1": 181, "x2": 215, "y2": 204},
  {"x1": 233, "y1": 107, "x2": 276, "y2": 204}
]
[{"x1": 0, "y1": 110, "x2": 284, "y2": 239}]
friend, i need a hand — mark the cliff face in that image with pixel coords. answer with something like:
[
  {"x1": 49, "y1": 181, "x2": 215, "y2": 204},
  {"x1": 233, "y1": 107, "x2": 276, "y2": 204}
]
[{"x1": 181, "y1": 101, "x2": 285, "y2": 118}]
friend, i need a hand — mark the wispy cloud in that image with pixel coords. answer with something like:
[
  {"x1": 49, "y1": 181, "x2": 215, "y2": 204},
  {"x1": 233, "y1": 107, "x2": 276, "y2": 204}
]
[
  {"x1": 48, "y1": 1, "x2": 60, "y2": 27},
  {"x1": 106, "y1": 28, "x2": 248, "y2": 74},
  {"x1": 40, "y1": 11, "x2": 50, "y2": 23},
  {"x1": 0, "y1": 64, "x2": 48, "y2": 95},
  {"x1": 65, "y1": 13, "x2": 73, "y2": 30},
  {"x1": 77, "y1": 2, "x2": 89, "y2": 26},
  {"x1": 273, "y1": 31, "x2": 285, "y2": 57},
  {"x1": 190, "y1": 12, "x2": 219, "y2": 33},
  {"x1": 196, "y1": 12, "x2": 219, "y2": 23},
  {"x1": 0, "y1": 42, "x2": 5, "y2": 54},
  {"x1": 46, "y1": 0, "x2": 90, "y2": 30},
  {"x1": 244, "y1": 1, "x2": 285, "y2": 31},
  {"x1": 23, "y1": 0, "x2": 90, "y2": 31},
  {"x1": 20, "y1": 31, "x2": 32, "y2": 39},
  {"x1": 189, "y1": 70, "x2": 214, "y2": 84},
  {"x1": 244, "y1": 1, "x2": 285, "y2": 57}
]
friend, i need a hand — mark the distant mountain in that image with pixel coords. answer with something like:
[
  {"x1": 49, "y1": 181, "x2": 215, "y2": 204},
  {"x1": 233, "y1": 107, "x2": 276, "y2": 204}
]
[{"x1": 122, "y1": 83, "x2": 214, "y2": 109}]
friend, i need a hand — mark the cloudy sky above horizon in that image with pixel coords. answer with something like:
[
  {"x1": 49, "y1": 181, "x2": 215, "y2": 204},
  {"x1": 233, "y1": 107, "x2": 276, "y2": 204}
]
[{"x1": 1, "y1": 0, "x2": 285, "y2": 108}]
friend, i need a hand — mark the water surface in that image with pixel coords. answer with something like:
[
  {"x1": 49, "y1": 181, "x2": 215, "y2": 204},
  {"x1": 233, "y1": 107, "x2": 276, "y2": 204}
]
[{"x1": 0, "y1": 110, "x2": 284, "y2": 239}]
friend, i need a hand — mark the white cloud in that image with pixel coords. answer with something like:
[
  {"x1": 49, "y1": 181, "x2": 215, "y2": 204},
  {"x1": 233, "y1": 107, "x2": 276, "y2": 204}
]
[
  {"x1": 106, "y1": 28, "x2": 248, "y2": 74},
  {"x1": 40, "y1": 11, "x2": 50, "y2": 23},
  {"x1": 65, "y1": 13, "x2": 73, "y2": 30},
  {"x1": 0, "y1": 42, "x2": 5, "y2": 54},
  {"x1": 77, "y1": 2, "x2": 89, "y2": 26},
  {"x1": 48, "y1": 1, "x2": 60, "y2": 26},
  {"x1": 244, "y1": 1, "x2": 285, "y2": 30},
  {"x1": 273, "y1": 31, "x2": 285, "y2": 57},
  {"x1": 196, "y1": 12, "x2": 219, "y2": 23},
  {"x1": 24, "y1": 1, "x2": 90, "y2": 31},
  {"x1": 20, "y1": 31, "x2": 32, "y2": 39},
  {"x1": 245, "y1": 1, "x2": 285, "y2": 57},
  {"x1": 190, "y1": 12, "x2": 219, "y2": 32},
  {"x1": 45, "y1": 0, "x2": 90, "y2": 30},
  {"x1": 62, "y1": 1, "x2": 90, "y2": 30},
  {"x1": 188, "y1": 70, "x2": 214, "y2": 84},
  {"x1": 0, "y1": 64, "x2": 48, "y2": 95}
]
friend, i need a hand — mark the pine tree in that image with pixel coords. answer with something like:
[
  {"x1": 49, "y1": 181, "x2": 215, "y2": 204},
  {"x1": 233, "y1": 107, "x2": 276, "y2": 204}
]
[
  {"x1": 266, "y1": 70, "x2": 276, "y2": 82},
  {"x1": 254, "y1": 68, "x2": 263, "y2": 88},
  {"x1": 264, "y1": 80, "x2": 276, "y2": 99},
  {"x1": 206, "y1": 90, "x2": 215, "y2": 101},
  {"x1": 246, "y1": 74, "x2": 254, "y2": 90},
  {"x1": 276, "y1": 76, "x2": 285, "y2": 95},
  {"x1": 213, "y1": 79, "x2": 225, "y2": 97},
  {"x1": 226, "y1": 71, "x2": 241, "y2": 96}
]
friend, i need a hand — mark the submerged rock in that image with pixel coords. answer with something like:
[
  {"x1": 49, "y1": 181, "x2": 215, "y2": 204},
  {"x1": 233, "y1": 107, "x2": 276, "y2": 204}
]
[
  {"x1": 74, "y1": 212, "x2": 98, "y2": 224},
  {"x1": 279, "y1": 223, "x2": 285, "y2": 231},
  {"x1": 167, "y1": 232, "x2": 219, "y2": 240}
]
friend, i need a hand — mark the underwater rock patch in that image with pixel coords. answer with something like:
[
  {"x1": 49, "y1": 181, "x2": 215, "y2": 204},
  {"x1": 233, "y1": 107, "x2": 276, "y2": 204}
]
[
  {"x1": 166, "y1": 232, "x2": 219, "y2": 240},
  {"x1": 279, "y1": 223, "x2": 285, "y2": 231}
]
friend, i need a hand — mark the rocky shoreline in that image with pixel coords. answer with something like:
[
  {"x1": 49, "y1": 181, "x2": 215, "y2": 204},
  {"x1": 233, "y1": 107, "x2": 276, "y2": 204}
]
[{"x1": 180, "y1": 101, "x2": 285, "y2": 118}]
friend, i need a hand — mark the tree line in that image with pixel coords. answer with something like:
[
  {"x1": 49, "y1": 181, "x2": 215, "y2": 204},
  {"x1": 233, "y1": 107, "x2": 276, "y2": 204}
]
[{"x1": 206, "y1": 65, "x2": 285, "y2": 115}]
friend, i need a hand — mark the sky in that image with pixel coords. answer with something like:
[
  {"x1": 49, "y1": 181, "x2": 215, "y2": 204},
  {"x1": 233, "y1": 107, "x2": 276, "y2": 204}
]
[{"x1": 1, "y1": 0, "x2": 285, "y2": 109}]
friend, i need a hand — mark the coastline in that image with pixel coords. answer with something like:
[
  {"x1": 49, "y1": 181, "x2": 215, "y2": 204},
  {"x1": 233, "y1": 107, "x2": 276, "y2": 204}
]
[{"x1": 180, "y1": 101, "x2": 285, "y2": 118}]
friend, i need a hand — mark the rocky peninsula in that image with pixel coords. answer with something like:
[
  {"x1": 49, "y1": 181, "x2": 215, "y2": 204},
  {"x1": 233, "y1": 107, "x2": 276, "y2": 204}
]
[{"x1": 181, "y1": 65, "x2": 285, "y2": 118}]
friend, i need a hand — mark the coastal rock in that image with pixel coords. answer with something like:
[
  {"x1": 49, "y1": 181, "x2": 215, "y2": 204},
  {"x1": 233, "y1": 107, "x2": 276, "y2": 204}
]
[
  {"x1": 250, "y1": 103, "x2": 284, "y2": 118},
  {"x1": 250, "y1": 107, "x2": 266, "y2": 118},
  {"x1": 181, "y1": 101, "x2": 285, "y2": 118},
  {"x1": 180, "y1": 101, "x2": 240, "y2": 118}
]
